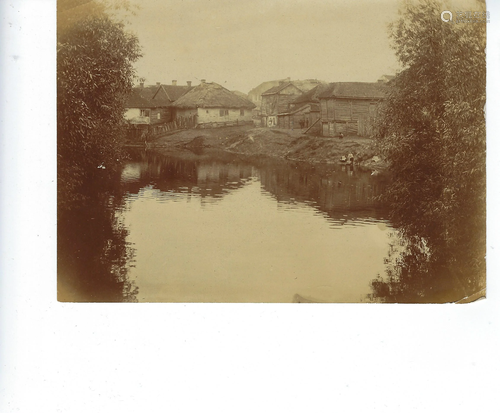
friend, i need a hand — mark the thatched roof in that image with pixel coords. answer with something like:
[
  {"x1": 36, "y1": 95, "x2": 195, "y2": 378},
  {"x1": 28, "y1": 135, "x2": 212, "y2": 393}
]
[
  {"x1": 157, "y1": 84, "x2": 193, "y2": 102},
  {"x1": 125, "y1": 85, "x2": 171, "y2": 108},
  {"x1": 173, "y1": 82, "x2": 256, "y2": 109},
  {"x1": 318, "y1": 82, "x2": 386, "y2": 100},
  {"x1": 231, "y1": 90, "x2": 249, "y2": 99},
  {"x1": 125, "y1": 86, "x2": 157, "y2": 108}
]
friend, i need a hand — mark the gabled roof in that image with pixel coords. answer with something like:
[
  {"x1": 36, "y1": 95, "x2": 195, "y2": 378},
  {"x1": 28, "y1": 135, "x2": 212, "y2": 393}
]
[
  {"x1": 291, "y1": 84, "x2": 331, "y2": 105},
  {"x1": 173, "y1": 82, "x2": 256, "y2": 109},
  {"x1": 318, "y1": 82, "x2": 386, "y2": 100},
  {"x1": 155, "y1": 84, "x2": 194, "y2": 102},
  {"x1": 261, "y1": 82, "x2": 303, "y2": 96},
  {"x1": 125, "y1": 85, "x2": 169, "y2": 108}
]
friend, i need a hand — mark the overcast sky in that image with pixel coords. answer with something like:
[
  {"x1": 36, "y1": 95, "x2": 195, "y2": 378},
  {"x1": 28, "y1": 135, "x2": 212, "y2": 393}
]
[{"x1": 125, "y1": 0, "x2": 402, "y2": 93}]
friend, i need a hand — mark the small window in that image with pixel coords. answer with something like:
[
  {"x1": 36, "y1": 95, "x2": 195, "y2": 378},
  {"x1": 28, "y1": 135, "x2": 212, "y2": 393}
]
[
  {"x1": 140, "y1": 109, "x2": 150, "y2": 117},
  {"x1": 219, "y1": 109, "x2": 229, "y2": 117},
  {"x1": 220, "y1": 109, "x2": 224, "y2": 117},
  {"x1": 206, "y1": 110, "x2": 209, "y2": 113},
  {"x1": 157, "y1": 113, "x2": 161, "y2": 120},
  {"x1": 240, "y1": 109, "x2": 245, "y2": 116}
]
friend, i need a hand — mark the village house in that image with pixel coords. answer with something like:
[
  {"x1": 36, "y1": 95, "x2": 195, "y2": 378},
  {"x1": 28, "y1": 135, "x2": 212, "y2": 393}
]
[
  {"x1": 172, "y1": 80, "x2": 255, "y2": 128},
  {"x1": 277, "y1": 104, "x2": 320, "y2": 130},
  {"x1": 317, "y1": 82, "x2": 386, "y2": 137},
  {"x1": 124, "y1": 83, "x2": 170, "y2": 125},
  {"x1": 248, "y1": 78, "x2": 324, "y2": 111},
  {"x1": 124, "y1": 80, "x2": 195, "y2": 140},
  {"x1": 277, "y1": 83, "x2": 330, "y2": 131},
  {"x1": 153, "y1": 80, "x2": 194, "y2": 122},
  {"x1": 260, "y1": 81, "x2": 304, "y2": 127},
  {"x1": 124, "y1": 80, "x2": 193, "y2": 125}
]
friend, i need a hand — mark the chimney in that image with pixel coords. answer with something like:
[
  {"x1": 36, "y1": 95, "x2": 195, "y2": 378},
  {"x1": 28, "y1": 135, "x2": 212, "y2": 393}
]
[
  {"x1": 172, "y1": 80, "x2": 177, "y2": 86},
  {"x1": 156, "y1": 82, "x2": 161, "y2": 87},
  {"x1": 286, "y1": 77, "x2": 291, "y2": 82},
  {"x1": 201, "y1": 79, "x2": 206, "y2": 84},
  {"x1": 187, "y1": 81, "x2": 192, "y2": 87}
]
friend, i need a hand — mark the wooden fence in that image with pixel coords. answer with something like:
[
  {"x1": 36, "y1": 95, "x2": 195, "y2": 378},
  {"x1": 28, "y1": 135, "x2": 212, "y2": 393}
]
[{"x1": 126, "y1": 118, "x2": 253, "y2": 143}]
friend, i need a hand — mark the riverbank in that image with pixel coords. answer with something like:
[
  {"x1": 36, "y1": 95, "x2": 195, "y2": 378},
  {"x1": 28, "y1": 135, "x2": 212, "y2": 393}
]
[{"x1": 132, "y1": 125, "x2": 388, "y2": 170}]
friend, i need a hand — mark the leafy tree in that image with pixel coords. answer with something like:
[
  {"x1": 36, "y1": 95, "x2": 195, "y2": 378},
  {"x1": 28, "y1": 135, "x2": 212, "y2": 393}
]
[
  {"x1": 57, "y1": 4, "x2": 141, "y2": 209},
  {"x1": 372, "y1": 0, "x2": 486, "y2": 301}
]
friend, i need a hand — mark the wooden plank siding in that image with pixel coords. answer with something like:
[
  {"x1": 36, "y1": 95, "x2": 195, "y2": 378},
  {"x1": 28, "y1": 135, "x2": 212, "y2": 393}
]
[
  {"x1": 277, "y1": 104, "x2": 320, "y2": 131},
  {"x1": 320, "y1": 97, "x2": 381, "y2": 137},
  {"x1": 261, "y1": 83, "x2": 303, "y2": 127},
  {"x1": 149, "y1": 107, "x2": 173, "y2": 125}
]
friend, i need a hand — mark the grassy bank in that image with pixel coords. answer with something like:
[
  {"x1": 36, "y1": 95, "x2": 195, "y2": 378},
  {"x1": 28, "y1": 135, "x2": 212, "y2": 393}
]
[{"x1": 141, "y1": 125, "x2": 387, "y2": 170}]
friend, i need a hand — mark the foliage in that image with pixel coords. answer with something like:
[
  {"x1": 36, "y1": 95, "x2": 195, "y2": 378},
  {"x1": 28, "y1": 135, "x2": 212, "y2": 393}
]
[
  {"x1": 57, "y1": 9, "x2": 141, "y2": 209},
  {"x1": 372, "y1": 0, "x2": 486, "y2": 301}
]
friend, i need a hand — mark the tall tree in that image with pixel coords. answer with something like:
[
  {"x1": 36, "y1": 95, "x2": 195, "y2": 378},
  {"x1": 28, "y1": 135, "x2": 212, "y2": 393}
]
[
  {"x1": 57, "y1": 2, "x2": 141, "y2": 209},
  {"x1": 57, "y1": 1, "x2": 141, "y2": 300},
  {"x1": 372, "y1": 0, "x2": 486, "y2": 301}
]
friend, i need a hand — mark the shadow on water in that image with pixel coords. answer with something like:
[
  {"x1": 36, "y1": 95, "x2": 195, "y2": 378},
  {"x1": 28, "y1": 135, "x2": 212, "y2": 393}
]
[
  {"x1": 58, "y1": 173, "x2": 138, "y2": 302},
  {"x1": 368, "y1": 231, "x2": 486, "y2": 303},
  {"x1": 120, "y1": 148, "x2": 391, "y2": 226},
  {"x1": 98, "y1": 149, "x2": 394, "y2": 302},
  {"x1": 58, "y1": 148, "x2": 484, "y2": 303}
]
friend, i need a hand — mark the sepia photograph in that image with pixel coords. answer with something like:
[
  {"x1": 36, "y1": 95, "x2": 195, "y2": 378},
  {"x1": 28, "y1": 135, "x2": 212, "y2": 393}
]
[
  {"x1": 57, "y1": 0, "x2": 487, "y2": 303},
  {"x1": 2, "y1": 1, "x2": 500, "y2": 412}
]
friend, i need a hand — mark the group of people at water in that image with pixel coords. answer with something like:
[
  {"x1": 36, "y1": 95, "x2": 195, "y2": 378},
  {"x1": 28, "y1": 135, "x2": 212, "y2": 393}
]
[{"x1": 340, "y1": 153, "x2": 355, "y2": 164}]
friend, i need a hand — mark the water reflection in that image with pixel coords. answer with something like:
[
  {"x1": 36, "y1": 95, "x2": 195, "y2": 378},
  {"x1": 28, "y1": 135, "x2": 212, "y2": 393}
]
[
  {"x1": 58, "y1": 148, "x2": 485, "y2": 302},
  {"x1": 369, "y1": 230, "x2": 486, "y2": 303},
  {"x1": 106, "y1": 150, "x2": 393, "y2": 303},
  {"x1": 256, "y1": 158, "x2": 387, "y2": 226},
  {"x1": 58, "y1": 175, "x2": 138, "y2": 302}
]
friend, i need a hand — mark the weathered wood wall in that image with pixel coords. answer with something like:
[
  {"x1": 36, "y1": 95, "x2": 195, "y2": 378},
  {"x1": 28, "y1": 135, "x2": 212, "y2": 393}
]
[
  {"x1": 261, "y1": 85, "x2": 303, "y2": 117},
  {"x1": 320, "y1": 98, "x2": 380, "y2": 137}
]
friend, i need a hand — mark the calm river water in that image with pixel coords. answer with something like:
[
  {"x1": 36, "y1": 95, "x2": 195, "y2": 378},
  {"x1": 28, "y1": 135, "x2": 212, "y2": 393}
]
[{"x1": 58, "y1": 149, "x2": 397, "y2": 303}]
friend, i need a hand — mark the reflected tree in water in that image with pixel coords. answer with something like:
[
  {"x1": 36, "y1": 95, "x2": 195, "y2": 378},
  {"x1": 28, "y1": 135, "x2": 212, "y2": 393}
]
[
  {"x1": 371, "y1": 1, "x2": 486, "y2": 302},
  {"x1": 58, "y1": 172, "x2": 138, "y2": 302}
]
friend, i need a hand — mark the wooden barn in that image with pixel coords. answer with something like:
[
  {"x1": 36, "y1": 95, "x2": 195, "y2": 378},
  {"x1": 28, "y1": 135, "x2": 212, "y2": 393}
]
[
  {"x1": 277, "y1": 103, "x2": 320, "y2": 130},
  {"x1": 172, "y1": 80, "x2": 256, "y2": 128},
  {"x1": 276, "y1": 84, "x2": 330, "y2": 131},
  {"x1": 317, "y1": 82, "x2": 386, "y2": 137},
  {"x1": 260, "y1": 82, "x2": 304, "y2": 127}
]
